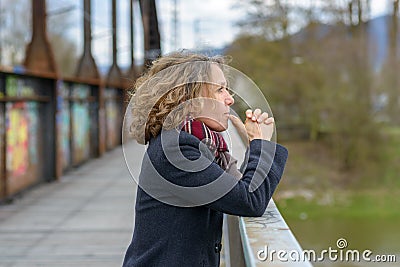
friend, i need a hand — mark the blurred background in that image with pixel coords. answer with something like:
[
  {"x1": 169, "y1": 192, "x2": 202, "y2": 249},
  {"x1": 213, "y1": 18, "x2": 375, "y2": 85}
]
[{"x1": 0, "y1": 0, "x2": 399, "y2": 266}]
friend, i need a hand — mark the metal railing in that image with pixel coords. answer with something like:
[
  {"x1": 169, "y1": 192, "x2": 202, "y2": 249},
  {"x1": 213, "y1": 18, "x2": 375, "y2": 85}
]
[{"x1": 222, "y1": 128, "x2": 312, "y2": 267}]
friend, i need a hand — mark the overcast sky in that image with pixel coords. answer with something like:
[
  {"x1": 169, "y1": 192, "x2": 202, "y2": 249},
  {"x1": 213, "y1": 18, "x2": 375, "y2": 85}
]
[{"x1": 48, "y1": 0, "x2": 392, "y2": 67}]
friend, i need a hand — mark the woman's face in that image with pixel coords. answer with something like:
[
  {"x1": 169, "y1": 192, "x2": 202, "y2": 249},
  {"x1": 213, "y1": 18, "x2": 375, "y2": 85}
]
[{"x1": 196, "y1": 63, "x2": 234, "y2": 132}]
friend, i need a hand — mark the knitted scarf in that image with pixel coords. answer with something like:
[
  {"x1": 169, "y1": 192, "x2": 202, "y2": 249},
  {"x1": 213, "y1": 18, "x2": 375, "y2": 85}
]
[{"x1": 181, "y1": 118, "x2": 230, "y2": 170}]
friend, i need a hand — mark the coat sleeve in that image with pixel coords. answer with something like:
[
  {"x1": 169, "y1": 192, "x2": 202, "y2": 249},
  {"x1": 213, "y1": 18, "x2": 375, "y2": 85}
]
[
  {"x1": 205, "y1": 139, "x2": 288, "y2": 216},
  {"x1": 225, "y1": 155, "x2": 243, "y2": 180},
  {"x1": 145, "y1": 134, "x2": 288, "y2": 217}
]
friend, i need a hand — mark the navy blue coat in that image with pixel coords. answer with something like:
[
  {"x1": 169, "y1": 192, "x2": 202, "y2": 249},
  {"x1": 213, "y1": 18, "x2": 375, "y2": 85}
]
[{"x1": 123, "y1": 130, "x2": 288, "y2": 267}]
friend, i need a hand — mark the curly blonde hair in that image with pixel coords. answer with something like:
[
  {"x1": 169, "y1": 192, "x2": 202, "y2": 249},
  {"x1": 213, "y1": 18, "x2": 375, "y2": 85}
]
[{"x1": 129, "y1": 51, "x2": 226, "y2": 144}]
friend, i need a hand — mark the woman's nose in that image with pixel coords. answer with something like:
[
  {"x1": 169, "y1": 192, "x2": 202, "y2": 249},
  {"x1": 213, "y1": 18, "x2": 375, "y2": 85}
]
[{"x1": 225, "y1": 92, "x2": 234, "y2": 106}]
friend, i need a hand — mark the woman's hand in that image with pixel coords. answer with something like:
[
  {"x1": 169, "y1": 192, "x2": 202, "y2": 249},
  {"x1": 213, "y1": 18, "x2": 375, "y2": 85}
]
[
  {"x1": 245, "y1": 109, "x2": 274, "y2": 141},
  {"x1": 229, "y1": 109, "x2": 275, "y2": 142}
]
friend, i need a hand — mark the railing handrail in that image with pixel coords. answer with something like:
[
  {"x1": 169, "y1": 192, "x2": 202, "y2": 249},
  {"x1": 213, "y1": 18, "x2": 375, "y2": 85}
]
[{"x1": 238, "y1": 200, "x2": 313, "y2": 266}]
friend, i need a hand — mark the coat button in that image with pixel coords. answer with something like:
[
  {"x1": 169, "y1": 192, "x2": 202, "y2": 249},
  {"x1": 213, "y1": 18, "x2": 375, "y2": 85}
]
[{"x1": 214, "y1": 242, "x2": 222, "y2": 253}]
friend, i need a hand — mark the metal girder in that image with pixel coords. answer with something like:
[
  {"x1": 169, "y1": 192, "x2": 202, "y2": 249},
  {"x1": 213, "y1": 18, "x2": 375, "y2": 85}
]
[
  {"x1": 106, "y1": 0, "x2": 123, "y2": 87},
  {"x1": 139, "y1": 0, "x2": 161, "y2": 68},
  {"x1": 76, "y1": 0, "x2": 100, "y2": 80},
  {"x1": 24, "y1": 0, "x2": 58, "y2": 76}
]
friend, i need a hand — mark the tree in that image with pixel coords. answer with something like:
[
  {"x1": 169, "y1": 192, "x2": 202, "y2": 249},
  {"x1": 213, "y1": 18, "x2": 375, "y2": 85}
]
[
  {"x1": 46, "y1": 1, "x2": 79, "y2": 77},
  {"x1": 382, "y1": 0, "x2": 400, "y2": 125},
  {"x1": 234, "y1": 0, "x2": 290, "y2": 40},
  {"x1": 227, "y1": 0, "x2": 384, "y2": 175},
  {"x1": 0, "y1": 0, "x2": 31, "y2": 66},
  {"x1": 234, "y1": 0, "x2": 349, "y2": 40},
  {"x1": 0, "y1": 0, "x2": 78, "y2": 76}
]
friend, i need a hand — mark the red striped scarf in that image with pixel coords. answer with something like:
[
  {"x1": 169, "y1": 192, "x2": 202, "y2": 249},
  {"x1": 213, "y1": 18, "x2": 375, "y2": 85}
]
[{"x1": 182, "y1": 118, "x2": 230, "y2": 170}]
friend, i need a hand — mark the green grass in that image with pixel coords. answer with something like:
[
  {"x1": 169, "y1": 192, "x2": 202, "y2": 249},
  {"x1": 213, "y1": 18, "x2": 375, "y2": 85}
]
[{"x1": 275, "y1": 189, "x2": 400, "y2": 220}]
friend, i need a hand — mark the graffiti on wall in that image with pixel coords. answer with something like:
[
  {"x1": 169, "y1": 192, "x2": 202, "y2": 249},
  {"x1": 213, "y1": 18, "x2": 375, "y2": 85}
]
[
  {"x1": 71, "y1": 85, "x2": 90, "y2": 163},
  {"x1": 6, "y1": 102, "x2": 29, "y2": 177},
  {"x1": 26, "y1": 102, "x2": 39, "y2": 165},
  {"x1": 6, "y1": 76, "x2": 36, "y2": 97},
  {"x1": 57, "y1": 81, "x2": 71, "y2": 169},
  {"x1": 5, "y1": 76, "x2": 40, "y2": 177},
  {"x1": 105, "y1": 88, "x2": 121, "y2": 149},
  {"x1": 0, "y1": 105, "x2": 3, "y2": 174},
  {"x1": 0, "y1": 81, "x2": 4, "y2": 180}
]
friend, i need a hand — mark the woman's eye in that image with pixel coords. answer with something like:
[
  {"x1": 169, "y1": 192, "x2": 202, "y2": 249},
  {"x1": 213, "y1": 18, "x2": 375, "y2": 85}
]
[{"x1": 227, "y1": 89, "x2": 235, "y2": 97}]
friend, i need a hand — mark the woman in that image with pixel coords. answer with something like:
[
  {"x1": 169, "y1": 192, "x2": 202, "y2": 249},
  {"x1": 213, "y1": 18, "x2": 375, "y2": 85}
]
[{"x1": 123, "y1": 51, "x2": 288, "y2": 267}]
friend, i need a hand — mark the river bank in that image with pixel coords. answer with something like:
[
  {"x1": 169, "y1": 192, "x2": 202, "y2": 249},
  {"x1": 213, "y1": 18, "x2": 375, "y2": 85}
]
[{"x1": 274, "y1": 140, "x2": 399, "y2": 266}]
